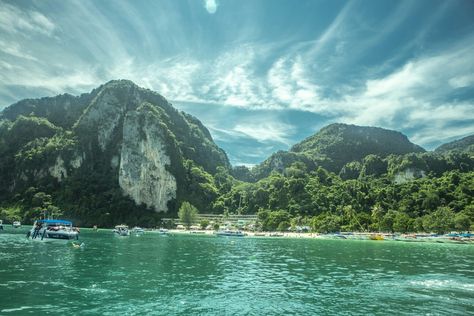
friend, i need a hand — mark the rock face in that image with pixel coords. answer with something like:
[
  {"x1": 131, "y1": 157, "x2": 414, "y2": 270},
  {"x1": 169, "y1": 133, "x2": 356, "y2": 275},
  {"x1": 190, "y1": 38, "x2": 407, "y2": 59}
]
[
  {"x1": 0, "y1": 80, "x2": 230, "y2": 216},
  {"x1": 118, "y1": 107, "x2": 177, "y2": 212},
  {"x1": 49, "y1": 156, "x2": 67, "y2": 182},
  {"x1": 394, "y1": 168, "x2": 426, "y2": 184}
]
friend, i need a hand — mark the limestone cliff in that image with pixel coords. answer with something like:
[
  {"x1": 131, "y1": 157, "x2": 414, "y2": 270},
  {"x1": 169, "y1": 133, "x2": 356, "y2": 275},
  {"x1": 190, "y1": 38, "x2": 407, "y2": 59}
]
[
  {"x1": 0, "y1": 80, "x2": 230, "y2": 222},
  {"x1": 118, "y1": 105, "x2": 177, "y2": 212}
]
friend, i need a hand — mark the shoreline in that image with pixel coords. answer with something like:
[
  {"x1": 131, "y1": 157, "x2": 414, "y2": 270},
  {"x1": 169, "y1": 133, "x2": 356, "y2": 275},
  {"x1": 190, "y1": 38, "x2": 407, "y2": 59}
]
[
  {"x1": 148, "y1": 229, "x2": 473, "y2": 243},
  {"x1": 3, "y1": 226, "x2": 471, "y2": 244}
]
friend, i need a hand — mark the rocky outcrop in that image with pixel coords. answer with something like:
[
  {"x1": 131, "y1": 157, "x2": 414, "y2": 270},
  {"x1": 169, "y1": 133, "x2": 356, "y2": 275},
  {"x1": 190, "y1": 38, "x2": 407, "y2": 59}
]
[
  {"x1": 75, "y1": 86, "x2": 128, "y2": 150},
  {"x1": 394, "y1": 168, "x2": 426, "y2": 184},
  {"x1": 49, "y1": 156, "x2": 67, "y2": 182},
  {"x1": 118, "y1": 107, "x2": 177, "y2": 212}
]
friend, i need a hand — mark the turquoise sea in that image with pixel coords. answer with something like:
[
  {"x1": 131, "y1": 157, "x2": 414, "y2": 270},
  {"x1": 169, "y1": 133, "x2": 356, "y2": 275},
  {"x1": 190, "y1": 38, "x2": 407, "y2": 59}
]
[{"x1": 0, "y1": 227, "x2": 473, "y2": 315}]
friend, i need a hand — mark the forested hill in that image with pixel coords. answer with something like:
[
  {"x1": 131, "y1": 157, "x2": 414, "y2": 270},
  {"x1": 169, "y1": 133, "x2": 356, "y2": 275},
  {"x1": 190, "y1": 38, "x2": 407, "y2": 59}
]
[
  {"x1": 292, "y1": 123, "x2": 425, "y2": 166},
  {"x1": 0, "y1": 80, "x2": 230, "y2": 226},
  {"x1": 435, "y1": 134, "x2": 474, "y2": 153},
  {"x1": 246, "y1": 123, "x2": 426, "y2": 181},
  {"x1": 0, "y1": 81, "x2": 473, "y2": 233}
]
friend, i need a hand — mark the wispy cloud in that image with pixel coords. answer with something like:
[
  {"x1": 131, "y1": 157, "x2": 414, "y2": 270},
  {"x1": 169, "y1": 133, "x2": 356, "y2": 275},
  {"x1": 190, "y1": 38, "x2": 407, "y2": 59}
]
[
  {"x1": 0, "y1": 3, "x2": 56, "y2": 37},
  {"x1": 206, "y1": 118, "x2": 295, "y2": 146},
  {"x1": 0, "y1": 0, "x2": 473, "y2": 159},
  {"x1": 342, "y1": 40, "x2": 474, "y2": 126},
  {"x1": 233, "y1": 121, "x2": 294, "y2": 145},
  {"x1": 449, "y1": 74, "x2": 474, "y2": 89},
  {"x1": 0, "y1": 40, "x2": 38, "y2": 61},
  {"x1": 410, "y1": 123, "x2": 474, "y2": 147}
]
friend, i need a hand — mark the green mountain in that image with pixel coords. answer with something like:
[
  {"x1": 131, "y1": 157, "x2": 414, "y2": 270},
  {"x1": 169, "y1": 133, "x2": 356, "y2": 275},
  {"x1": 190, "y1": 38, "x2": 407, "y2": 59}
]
[
  {"x1": 247, "y1": 123, "x2": 425, "y2": 181},
  {"x1": 1, "y1": 82, "x2": 473, "y2": 233},
  {"x1": 219, "y1": 129, "x2": 474, "y2": 233},
  {"x1": 291, "y1": 123, "x2": 425, "y2": 170},
  {"x1": 435, "y1": 134, "x2": 474, "y2": 154},
  {"x1": 0, "y1": 80, "x2": 229, "y2": 226}
]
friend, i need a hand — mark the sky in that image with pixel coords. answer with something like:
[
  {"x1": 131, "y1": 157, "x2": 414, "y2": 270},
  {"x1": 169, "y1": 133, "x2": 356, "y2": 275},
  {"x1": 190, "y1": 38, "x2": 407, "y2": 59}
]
[{"x1": 0, "y1": 0, "x2": 473, "y2": 166}]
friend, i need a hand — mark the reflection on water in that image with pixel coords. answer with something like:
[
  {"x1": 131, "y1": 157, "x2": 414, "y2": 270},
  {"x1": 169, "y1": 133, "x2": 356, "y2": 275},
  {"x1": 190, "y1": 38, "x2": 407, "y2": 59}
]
[{"x1": 1, "y1": 228, "x2": 473, "y2": 315}]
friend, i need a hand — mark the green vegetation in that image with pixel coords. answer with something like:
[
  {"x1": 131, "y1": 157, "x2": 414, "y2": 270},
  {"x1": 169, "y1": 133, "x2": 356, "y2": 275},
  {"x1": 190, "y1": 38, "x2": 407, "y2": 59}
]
[
  {"x1": 178, "y1": 201, "x2": 198, "y2": 229},
  {"x1": 290, "y1": 123, "x2": 425, "y2": 173},
  {"x1": 435, "y1": 135, "x2": 474, "y2": 153},
  {"x1": 0, "y1": 81, "x2": 472, "y2": 233},
  {"x1": 0, "y1": 80, "x2": 230, "y2": 227}
]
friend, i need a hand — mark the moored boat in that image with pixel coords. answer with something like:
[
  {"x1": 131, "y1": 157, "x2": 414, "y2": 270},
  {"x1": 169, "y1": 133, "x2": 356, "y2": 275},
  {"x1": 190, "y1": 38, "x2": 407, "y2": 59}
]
[
  {"x1": 12, "y1": 221, "x2": 21, "y2": 228},
  {"x1": 215, "y1": 229, "x2": 245, "y2": 237},
  {"x1": 133, "y1": 226, "x2": 145, "y2": 235},
  {"x1": 0, "y1": 220, "x2": 3, "y2": 230},
  {"x1": 113, "y1": 225, "x2": 130, "y2": 236},
  {"x1": 27, "y1": 219, "x2": 79, "y2": 240},
  {"x1": 369, "y1": 234, "x2": 384, "y2": 241},
  {"x1": 158, "y1": 228, "x2": 169, "y2": 234}
]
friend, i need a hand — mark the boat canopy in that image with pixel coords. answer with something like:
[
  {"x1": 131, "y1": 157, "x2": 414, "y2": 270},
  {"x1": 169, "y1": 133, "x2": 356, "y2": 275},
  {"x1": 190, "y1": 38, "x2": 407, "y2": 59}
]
[{"x1": 37, "y1": 219, "x2": 72, "y2": 225}]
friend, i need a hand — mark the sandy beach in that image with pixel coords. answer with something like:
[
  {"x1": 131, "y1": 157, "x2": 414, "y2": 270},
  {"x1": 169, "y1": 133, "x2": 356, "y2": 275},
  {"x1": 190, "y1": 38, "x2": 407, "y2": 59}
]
[{"x1": 148, "y1": 229, "x2": 473, "y2": 243}]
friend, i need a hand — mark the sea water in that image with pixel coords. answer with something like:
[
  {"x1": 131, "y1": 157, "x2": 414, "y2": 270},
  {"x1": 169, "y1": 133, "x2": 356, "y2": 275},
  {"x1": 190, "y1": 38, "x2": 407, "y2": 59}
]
[{"x1": 0, "y1": 227, "x2": 473, "y2": 315}]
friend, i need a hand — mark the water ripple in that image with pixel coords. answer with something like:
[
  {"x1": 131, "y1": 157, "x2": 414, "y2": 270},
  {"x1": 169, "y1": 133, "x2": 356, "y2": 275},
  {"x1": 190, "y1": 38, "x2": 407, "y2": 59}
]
[{"x1": 0, "y1": 230, "x2": 473, "y2": 315}]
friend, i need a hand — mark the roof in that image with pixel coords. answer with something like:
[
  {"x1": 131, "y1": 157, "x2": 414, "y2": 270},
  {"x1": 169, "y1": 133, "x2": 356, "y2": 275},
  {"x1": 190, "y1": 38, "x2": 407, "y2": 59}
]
[{"x1": 37, "y1": 219, "x2": 72, "y2": 225}]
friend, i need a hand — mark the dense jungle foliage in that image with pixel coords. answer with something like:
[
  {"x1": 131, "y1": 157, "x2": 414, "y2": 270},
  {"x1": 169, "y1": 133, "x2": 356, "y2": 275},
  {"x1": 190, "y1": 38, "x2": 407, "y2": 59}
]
[{"x1": 0, "y1": 81, "x2": 473, "y2": 233}]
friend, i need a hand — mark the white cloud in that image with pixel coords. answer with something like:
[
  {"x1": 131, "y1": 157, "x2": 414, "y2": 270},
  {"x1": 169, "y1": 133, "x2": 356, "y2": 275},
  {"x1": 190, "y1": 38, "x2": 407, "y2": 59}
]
[
  {"x1": 0, "y1": 0, "x2": 472, "y2": 153},
  {"x1": 268, "y1": 56, "x2": 328, "y2": 112},
  {"x1": 0, "y1": 66, "x2": 100, "y2": 94},
  {"x1": 0, "y1": 3, "x2": 56, "y2": 37},
  {"x1": 343, "y1": 42, "x2": 474, "y2": 126},
  {"x1": 305, "y1": 1, "x2": 355, "y2": 57},
  {"x1": 449, "y1": 74, "x2": 474, "y2": 89},
  {"x1": 410, "y1": 124, "x2": 474, "y2": 146},
  {"x1": 233, "y1": 121, "x2": 294, "y2": 145},
  {"x1": 203, "y1": 0, "x2": 218, "y2": 14},
  {"x1": 0, "y1": 40, "x2": 37, "y2": 61},
  {"x1": 207, "y1": 119, "x2": 295, "y2": 146}
]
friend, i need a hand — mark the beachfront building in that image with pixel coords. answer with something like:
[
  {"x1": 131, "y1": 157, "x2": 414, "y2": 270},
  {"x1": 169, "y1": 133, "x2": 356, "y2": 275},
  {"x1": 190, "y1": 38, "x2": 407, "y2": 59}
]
[{"x1": 163, "y1": 214, "x2": 258, "y2": 230}]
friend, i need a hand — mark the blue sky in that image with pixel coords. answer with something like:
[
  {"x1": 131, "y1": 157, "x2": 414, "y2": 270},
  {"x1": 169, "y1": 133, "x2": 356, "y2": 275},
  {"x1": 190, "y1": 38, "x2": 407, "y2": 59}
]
[{"x1": 0, "y1": 0, "x2": 473, "y2": 166}]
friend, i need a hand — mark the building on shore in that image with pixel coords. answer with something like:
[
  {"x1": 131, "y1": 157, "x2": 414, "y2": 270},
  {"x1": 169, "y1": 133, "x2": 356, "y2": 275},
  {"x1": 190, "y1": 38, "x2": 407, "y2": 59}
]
[{"x1": 163, "y1": 214, "x2": 258, "y2": 230}]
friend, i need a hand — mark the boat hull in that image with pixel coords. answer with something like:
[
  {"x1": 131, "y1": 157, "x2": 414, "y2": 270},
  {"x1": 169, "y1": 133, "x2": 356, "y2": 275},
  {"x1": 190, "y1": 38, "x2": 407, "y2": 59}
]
[
  {"x1": 29, "y1": 228, "x2": 79, "y2": 240},
  {"x1": 114, "y1": 230, "x2": 130, "y2": 236},
  {"x1": 215, "y1": 230, "x2": 245, "y2": 237}
]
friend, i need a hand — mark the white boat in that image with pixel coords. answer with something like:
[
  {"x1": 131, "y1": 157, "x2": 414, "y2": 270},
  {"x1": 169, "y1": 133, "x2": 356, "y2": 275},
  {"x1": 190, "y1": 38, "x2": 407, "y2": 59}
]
[
  {"x1": 113, "y1": 225, "x2": 130, "y2": 236},
  {"x1": 215, "y1": 230, "x2": 245, "y2": 237},
  {"x1": 27, "y1": 219, "x2": 79, "y2": 240},
  {"x1": 12, "y1": 221, "x2": 21, "y2": 228},
  {"x1": 0, "y1": 220, "x2": 3, "y2": 230},
  {"x1": 158, "y1": 228, "x2": 169, "y2": 234},
  {"x1": 133, "y1": 226, "x2": 145, "y2": 234}
]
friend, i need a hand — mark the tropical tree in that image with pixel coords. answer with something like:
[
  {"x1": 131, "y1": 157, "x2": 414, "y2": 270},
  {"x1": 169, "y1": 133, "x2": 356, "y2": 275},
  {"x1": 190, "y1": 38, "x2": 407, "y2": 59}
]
[
  {"x1": 393, "y1": 212, "x2": 412, "y2": 233},
  {"x1": 311, "y1": 213, "x2": 341, "y2": 233},
  {"x1": 200, "y1": 219, "x2": 210, "y2": 230},
  {"x1": 423, "y1": 207, "x2": 455, "y2": 234},
  {"x1": 454, "y1": 212, "x2": 471, "y2": 232},
  {"x1": 178, "y1": 201, "x2": 198, "y2": 229}
]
